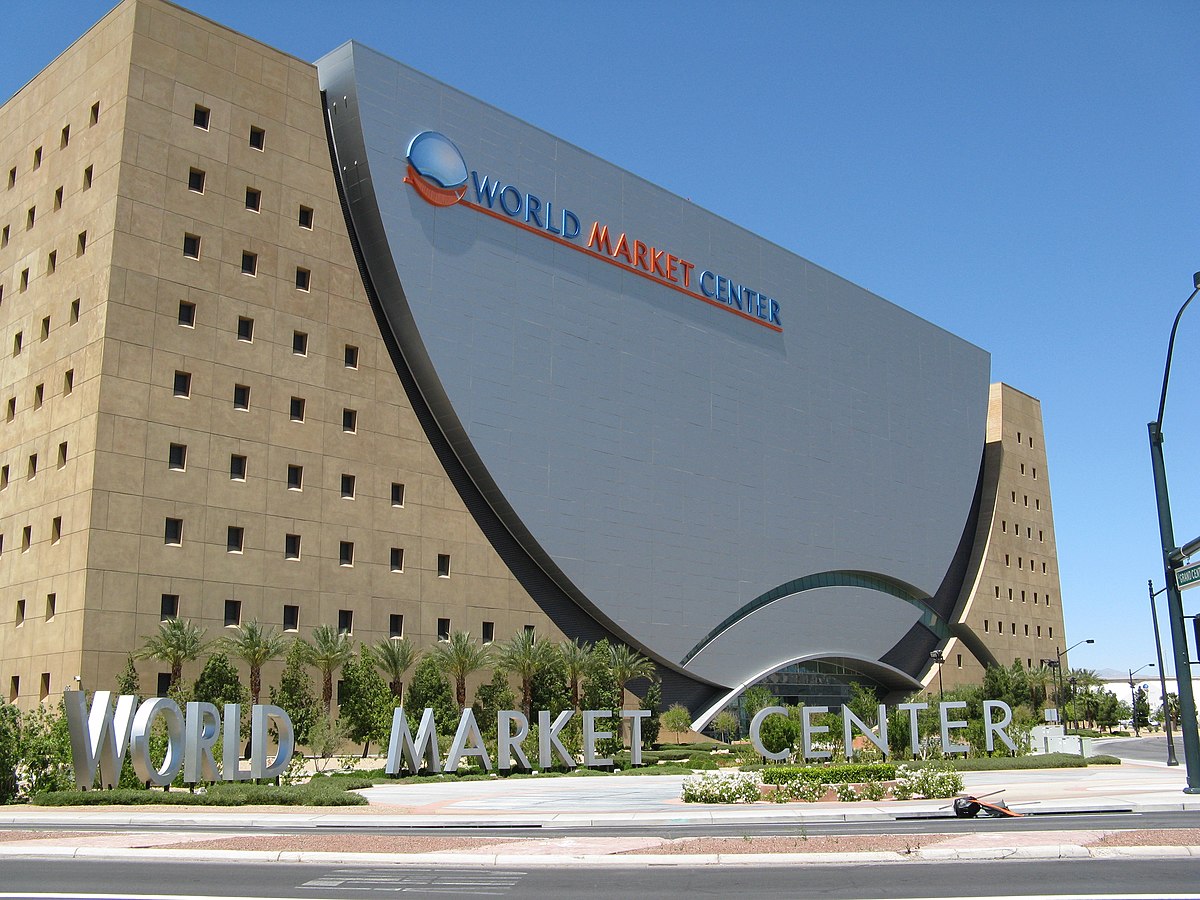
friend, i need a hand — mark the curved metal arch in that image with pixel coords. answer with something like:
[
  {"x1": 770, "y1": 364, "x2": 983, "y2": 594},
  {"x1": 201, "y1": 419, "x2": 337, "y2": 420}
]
[{"x1": 682, "y1": 570, "x2": 950, "y2": 667}]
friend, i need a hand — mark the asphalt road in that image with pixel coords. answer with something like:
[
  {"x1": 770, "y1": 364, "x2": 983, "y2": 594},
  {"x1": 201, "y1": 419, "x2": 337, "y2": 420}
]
[
  {"x1": 1095, "y1": 733, "x2": 1184, "y2": 766},
  {"x1": 0, "y1": 857, "x2": 1196, "y2": 900}
]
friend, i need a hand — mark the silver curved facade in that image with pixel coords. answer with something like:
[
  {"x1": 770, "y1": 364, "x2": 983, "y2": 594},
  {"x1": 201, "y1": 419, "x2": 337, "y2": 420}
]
[{"x1": 318, "y1": 43, "x2": 990, "y2": 712}]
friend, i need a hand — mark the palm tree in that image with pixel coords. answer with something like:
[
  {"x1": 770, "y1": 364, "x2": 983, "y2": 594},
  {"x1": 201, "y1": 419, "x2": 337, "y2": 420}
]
[
  {"x1": 1069, "y1": 668, "x2": 1104, "y2": 728},
  {"x1": 368, "y1": 637, "x2": 419, "y2": 702},
  {"x1": 498, "y1": 630, "x2": 557, "y2": 720},
  {"x1": 1026, "y1": 665, "x2": 1052, "y2": 711},
  {"x1": 220, "y1": 620, "x2": 288, "y2": 705},
  {"x1": 135, "y1": 618, "x2": 208, "y2": 689},
  {"x1": 609, "y1": 643, "x2": 655, "y2": 707},
  {"x1": 559, "y1": 639, "x2": 593, "y2": 712},
  {"x1": 429, "y1": 630, "x2": 492, "y2": 710},
  {"x1": 303, "y1": 624, "x2": 354, "y2": 716}
]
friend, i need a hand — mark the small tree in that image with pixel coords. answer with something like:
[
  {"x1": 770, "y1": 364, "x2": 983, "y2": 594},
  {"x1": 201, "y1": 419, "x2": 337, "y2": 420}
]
[
  {"x1": 712, "y1": 709, "x2": 739, "y2": 743},
  {"x1": 270, "y1": 641, "x2": 320, "y2": 747},
  {"x1": 368, "y1": 637, "x2": 418, "y2": 702},
  {"x1": 404, "y1": 654, "x2": 458, "y2": 736},
  {"x1": 220, "y1": 620, "x2": 288, "y2": 706},
  {"x1": 115, "y1": 655, "x2": 141, "y2": 700},
  {"x1": 641, "y1": 680, "x2": 662, "y2": 748},
  {"x1": 192, "y1": 652, "x2": 248, "y2": 710},
  {"x1": 338, "y1": 646, "x2": 393, "y2": 755},
  {"x1": 661, "y1": 704, "x2": 693, "y2": 744},
  {"x1": 303, "y1": 625, "x2": 354, "y2": 716},
  {"x1": 430, "y1": 631, "x2": 492, "y2": 710},
  {"x1": 498, "y1": 630, "x2": 557, "y2": 720},
  {"x1": 472, "y1": 670, "x2": 516, "y2": 735},
  {"x1": 558, "y1": 639, "x2": 593, "y2": 712},
  {"x1": 135, "y1": 618, "x2": 208, "y2": 689},
  {"x1": 0, "y1": 701, "x2": 19, "y2": 803},
  {"x1": 740, "y1": 685, "x2": 774, "y2": 724},
  {"x1": 609, "y1": 644, "x2": 655, "y2": 708}
]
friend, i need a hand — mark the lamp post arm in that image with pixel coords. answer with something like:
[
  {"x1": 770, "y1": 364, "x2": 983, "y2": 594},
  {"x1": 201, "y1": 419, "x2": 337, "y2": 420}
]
[{"x1": 1155, "y1": 285, "x2": 1200, "y2": 430}]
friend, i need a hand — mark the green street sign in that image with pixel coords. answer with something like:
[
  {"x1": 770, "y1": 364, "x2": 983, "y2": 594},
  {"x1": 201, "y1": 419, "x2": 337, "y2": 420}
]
[{"x1": 1176, "y1": 560, "x2": 1200, "y2": 591}]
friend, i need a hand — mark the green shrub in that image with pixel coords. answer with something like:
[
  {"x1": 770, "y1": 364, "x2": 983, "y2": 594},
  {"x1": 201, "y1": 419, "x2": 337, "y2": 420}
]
[
  {"x1": 834, "y1": 782, "x2": 860, "y2": 801},
  {"x1": 761, "y1": 762, "x2": 895, "y2": 785},
  {"x1": 681, "y1": 772, "x2": 760, "y2": 803},
  {"x1": 895, "y1": 763, "x2": 962, "y2": 799},
  {"x1": 859, "y1": 778, "x2": 886, "y2": 801},
  {"x1": 31, "y1": 780, "x2": 369, "y2": 807},
  {"x1": 685, "y1": 753, "x2": 719, "y2": 770}
]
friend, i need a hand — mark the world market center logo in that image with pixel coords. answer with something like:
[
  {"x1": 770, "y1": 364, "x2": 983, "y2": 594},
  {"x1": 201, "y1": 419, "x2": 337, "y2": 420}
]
[{"x1": 403, "y1": 131, "x2": 783, "y2": 332}]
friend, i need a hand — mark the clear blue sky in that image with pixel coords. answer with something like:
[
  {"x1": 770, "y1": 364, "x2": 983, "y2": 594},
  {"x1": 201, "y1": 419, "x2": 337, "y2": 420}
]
[{"x1": 6, "y1": 1, "x2": 1198, "y2": 679}]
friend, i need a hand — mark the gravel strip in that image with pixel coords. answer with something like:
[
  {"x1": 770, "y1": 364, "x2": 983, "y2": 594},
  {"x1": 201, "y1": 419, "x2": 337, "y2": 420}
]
[
  {"x1": 1088, "y1": 829, "x2": 1200, "y2": 847},
  {"x1": 0, "y1": 831, "x2": 93, "y2": 843},
  {"x1": 165, "y1": 835, "x2": 523, "y2": 854},
  {"x1": 622, "y1": 834, "x2": 951, "y2": 855}
]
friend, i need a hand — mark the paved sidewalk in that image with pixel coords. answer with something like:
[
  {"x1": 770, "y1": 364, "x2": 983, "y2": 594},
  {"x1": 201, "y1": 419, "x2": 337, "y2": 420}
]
[{"x1": 0, "y1": 759, "x2": 1196, "y2": 867}]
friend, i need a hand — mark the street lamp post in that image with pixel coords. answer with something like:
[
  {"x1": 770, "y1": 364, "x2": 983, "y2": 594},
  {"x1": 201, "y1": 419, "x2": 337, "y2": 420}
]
[
  {"x1": 1148, "y1": 580, "x2": 1179, "y2": 766},
  {"x1": 1068, "y1": 676, "x2": 1078, "y2": 731},
  {"x1": 1147, "y1": 271, "x2": 1200, "y2": 793},
  {"x1": 1128, "y1": 664, "x2": 1155, "y2": 738},
  {"x1": 1055, "y1": 639, "x2": 1095, "y2": 730},
  {"x1": 929, "y1": 650, "x2": 945, "y2": 702}
]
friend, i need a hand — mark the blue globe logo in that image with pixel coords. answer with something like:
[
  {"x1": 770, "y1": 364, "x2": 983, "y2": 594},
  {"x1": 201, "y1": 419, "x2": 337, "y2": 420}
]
[{"x1": 406, "y1": 131, "x2": 468, "y2": 206}]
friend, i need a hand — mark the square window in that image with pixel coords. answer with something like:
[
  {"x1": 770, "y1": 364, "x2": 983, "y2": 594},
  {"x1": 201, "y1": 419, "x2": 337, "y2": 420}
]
[
  {"x1": 524, "y1": 624, "x2": 535, "y2": 637},
  {"x1": 83, "y1": 165, "x2": 93, "y2": 189},
  {"x1": 227, "y1": 526, "x2": 244, "y2": 553},
  {"x1": 342, "y1": 408, "x2": 357, "y2": 433},
  {"x1": 224, "y1": 599, "x2": 242, "y2": 628},
  {"x1": 70, "y1": 298, "x2": 79, "y2": 322},
  {"x1": 33, "y1": 383, "x2": 43, "y2": 408},
  {"x1": 338, "y1": 609, "x2": 353, "y2": 635},
  {"x1": 90, "y1": 101, "x2": 100, "y2": 125},
  {"x1": 156, "y1": 672, "x2": 171, "y2": 696},
  {"x1": 233, "y1": 384, "x2": 250, "y2": 409},
  {"x1": 249, "y1": 125, "x2": 265, "y2": 150},
  {"x1": 193, "y1": 104, "x2": 210, "y2": 129},
  {"x1": 51, "y1": 517, "x2": 61, "y2": 543},
  {"x1": 245, "y1": 187, "x2": 261, "y2": 212},
  {"x1": 391, "y1": 483, "x2": 405, "y2": 506},
  {"x1": 298, "y1": 205, "x2": 314, "y2": 229},
  {"x1": 295, "y1": 267, "x2": 310, "y2": 291},
  {"x1": 178, "y1": 300, "x2": 195, "y2": 326},
  {"x1": 340, "y1": 473, "x2": 355, "y2": 499},
  {"x1": 164, "y1": 517, "x2": 183, "y2": 545},
  {"x1": 57, "y1": 441, "x2": 67, "y2": 468},
  {"x1": 344, "y1": 345, "x2": 359, "y2": 368},
  {"x1": 437, "y1": 618, "x2": 451, "y2": 641},
  {"x1": 236, "y1": 316, "x2": 254, "y2": 341},
  {"x1": 241, "y1": 251, "x2": 257, "y2": 276},
  {"x1": 339, "y1": 541, "x2": 354, "y2": 566},
  {"x1": 160, "y1": 593, "x2": 179, "y2": 621},
  {"x1": 389, "y1": 614, "x2": 403, "y2": 638},
  {"x1": 285, "y1": 533, "x2": 301, "y2": 559},
  {"x1": 183, "y1": 233, "x2": 200, "y2": 258},
  {"x1": 292, "y1": 331, "x2": 308, "y2": 355},
  {"x1": 289, "y1": 397, "x2": 305, "y2": 421},
  {"x1": 390, "y1": 547, "x2": 404, "y2": 572},
  {"x1": 286, "y1": 464, "x2": 303, "y2": 490},
  {"x1": 188, "y1": 168, "x2": 205, "y2": 192},
  {"x1": 61, "y1": 125, "x2": 70, "y2": 148},
  {"x1": 437, "y1": 553, "x2": 451, "y2": 578},
  {"x1": 283, "y1": 604, "x2": 299, "y2": 631},
  {"x1": 168, "y1": 443, "x2": 187, "y2": 470},
  {"x1": 229, "y1": 454, "x2": 247, "y2": 480},
  {"x1": 482, "y1": 621, "x2": 495, "y2": 644}
]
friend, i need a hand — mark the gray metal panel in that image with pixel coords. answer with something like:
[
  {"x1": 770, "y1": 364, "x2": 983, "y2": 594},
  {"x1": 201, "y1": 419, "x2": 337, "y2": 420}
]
[{"x1": 318, "y1": 43, "x2": 990, "y2": 690}]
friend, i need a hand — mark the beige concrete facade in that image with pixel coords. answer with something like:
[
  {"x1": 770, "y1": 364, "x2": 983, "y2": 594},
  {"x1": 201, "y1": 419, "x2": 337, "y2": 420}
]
[
  {"x1": 0, "y1": 0, "x2": 561, "y2": 709},
  {"x1": 938, "y1": 383, "x2": 1070, "y2": 692}
]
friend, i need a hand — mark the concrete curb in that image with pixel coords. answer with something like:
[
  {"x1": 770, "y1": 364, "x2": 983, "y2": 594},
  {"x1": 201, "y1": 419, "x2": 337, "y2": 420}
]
[{"x1": 0, "y1": 844, "x2": 1195, "y2": 867}]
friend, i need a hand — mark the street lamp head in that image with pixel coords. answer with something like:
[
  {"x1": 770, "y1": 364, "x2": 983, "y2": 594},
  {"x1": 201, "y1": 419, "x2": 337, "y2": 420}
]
[
  {"x1": 1194, "y1": 271, "x2": 1200, "y2": 290},
  {"x1": 1085, "y1": 639, "x2": 1095, "y2": 645}
]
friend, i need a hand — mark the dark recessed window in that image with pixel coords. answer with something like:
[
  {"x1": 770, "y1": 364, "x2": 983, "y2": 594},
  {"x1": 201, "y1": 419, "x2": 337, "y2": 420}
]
[
  {"x1": 391, "y1": 483, "x2": 405, "y2": 507},
  {"x1": 27, "y1": 206, "x2": 35, "y2": 229},
  {"x1": 295, "y1": 267, "x2": 310, "y2": 291},
  {"x1": 32, "y1": 147, "x2": 42, "y2": 170},
  {"x1": 229, "y1": 454, "x2": 247, "y2": 480},
  {"x1": 344, "y1": 345, "x2": 358, "y2": 368},
  {"x1": 61, "y1": 125, "x2": 70, "y2": 148},
  {"x1": 241, "y1": 251, "x2": 257, "y2": 276},
  {"x1": 236, "y1": 316, "x2": 254, "y2": 341},
  {"x1": 188, "y1": 168, "x2": 205, "y2": 192},
  {"x1": 160, "y1": 593, "x2": 179, "y2": 621},
  {"x1": 178, "y1": 300, "x2": 195, "y2": 326},
  {"x1": 437, "y1": 618, "x2": 451, "y2": 641},
  {"x1": 245, "y1": 187, "x2": 261, "y2": 212},
  {"x1": 339, "y1": 541, "x2": 354, "y2": 566},
  {"x1": 21, "y1": 526, "x2": 31, "y2": 551},
  {"x1": 292, "y1": 331, "x2": 308, "y2": 355},
  {"x1": 233, "y1": 384, "x2": 250, "y2": 410},
  {"x1": 389, "y1": 614, "x2": 403, "y2": 638},
  {"x1": 482, "y1": 621, "x2": 495, "y2": 644},
  {"x1": 47, "y1": 250, "x2": 56, "y2": 274},
  {"x1": 156, "y1": 673, "x2": 170, "y2": 696},
  {"x1": 71, "y1": 298, "x2": 80, "y2": 322},
  {"x1": 286, "y1": 464, "x2": 303, "y2": 490},
  {"x1": 51, "y1": 517, "x2": 61, "y2": 543},
  {"x1": 390, "y1": 547, "x2": 404, "y2": 572},
  {"x1": 342, "y1": 408, "x2": 357, "y2": 433},
  {"x1": 193, "y1": 104, "x2": 210, "y2": 129},
  {"x1": 77, "y1": 231, "x2": 88, "y2": 255},
  {"x1": 90, "y1": 102, "x2": 100, "y2": 125},
  {"x1": 283, "y1": 604, "x2": 299, "y2": 631},
  {"x1": 57, "y1": 441, "x2": 67, "y2": 468},
  {"x1": 298, "y1": 205, "x2": 314, "y2": 229},
  {"x1": 28, "y1": 453, "x2": 38, "y2": 478},
  {"x1": 55, "y1": 187, "x2": 64, "y2": 210},
  {"x1": 83, "y1": 165, "x2": 93, "y2": 189},
  {"x1": 224, "y1": 599, "x2": 241, "y2": 627},
  {"x1": 1, "y1": 225, "x2": 8, "y2": 247},
  {"x1": 227, "y1": 526, "x2": 244, "y2": 553},
  {"x1": 164, "y1": 517, "x2": 183, "y2": 545},
  {"x1": 289, "y1": 397, "x2": 305, "y2": 422},
  {"x1": 7, "y1": 167, "x2": 14, "y2": 189},
  {"x1": 248, "y1": 125, "x2": 265, "y2": 150},
  {"x1": 168, "y1": 443, "x2": 187, "y2": 470},
  {"x1": 14, "y1": 599, "x2": 25, "y2": 626},
  {"x1": 337, "y1": 609, "x2": 353, "y2": 635},
  {"x1": 183, "y1": 233, "x2": 200, "y2": 258},
  {"x1": 340, "y1": 474, "x2": 355, "y2": 499},
  {"x1": 20, "y1": 268, "x2": 29, "y2": 291},
  {"x1": 524, "y1": 624, "x2": 535, "y2": 637},
  {"x1": 285, "y1": 533, "x2": 301, "y2": 559},
  {"x1": 33, "y1": 383, "x2": 43, "y2": 408},
  {"x1": 437, "y1": 553, "x2": 451, "y2": 578},
  {"x1": 7, "y1": 676, "x2": 17, "y2": 703},
  {"x1": 40, "y1": 316, "x2": 50, "y2": 340},
  {"x1": 39, "y1": 673, "x2": 50, "y2": 701},
  {"x1": 173, "y1": 371, "x2": 192, "y2": 397}
]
